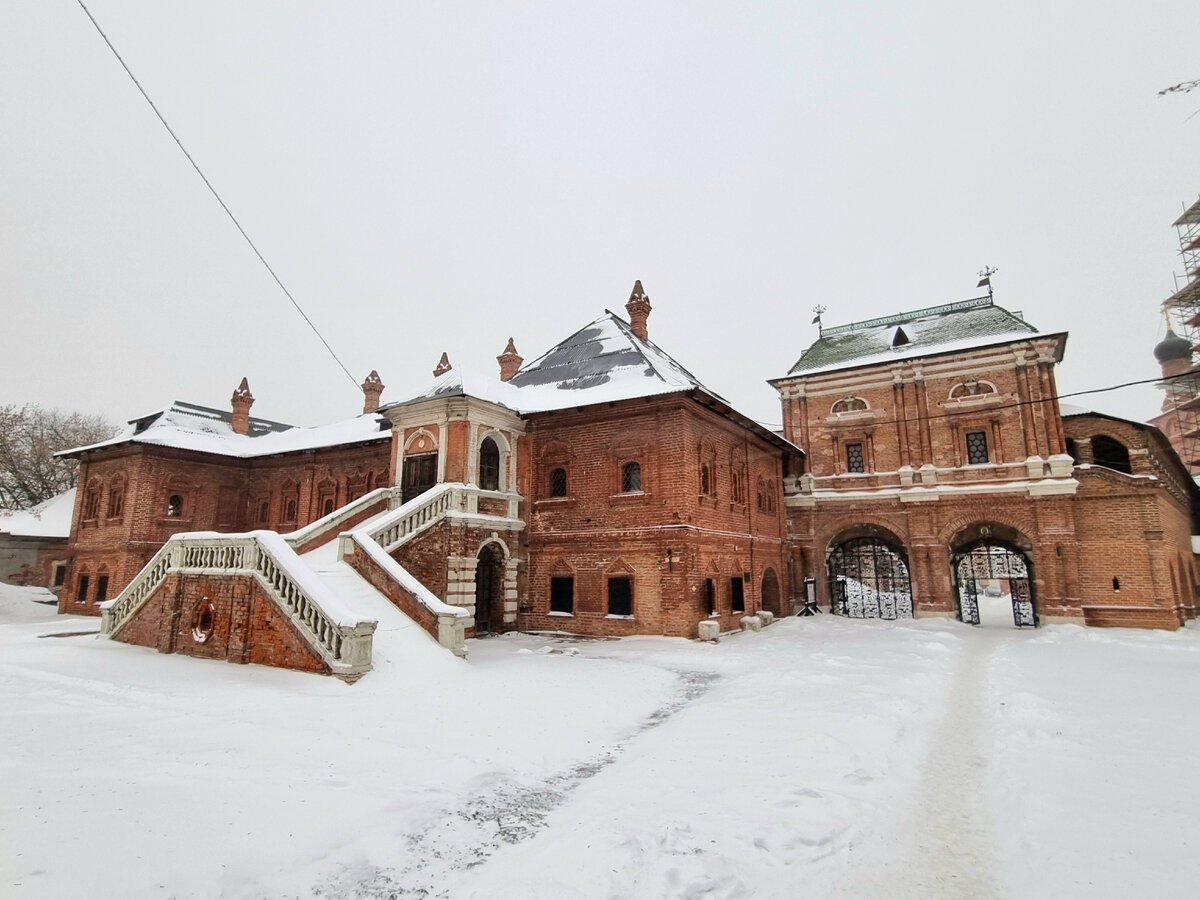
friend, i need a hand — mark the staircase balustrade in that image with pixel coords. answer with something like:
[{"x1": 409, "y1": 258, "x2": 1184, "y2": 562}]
[{"x1": 100, "y1": 531, "x2": 375, "y2": 680}]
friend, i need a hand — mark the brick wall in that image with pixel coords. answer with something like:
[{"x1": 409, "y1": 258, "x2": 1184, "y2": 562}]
[
  {"x1": 519, "y1": 395, "x2": 788, "y2": 637},
  {"x1": 112, "y1": 571, "x2": 330, "y2": 674}
]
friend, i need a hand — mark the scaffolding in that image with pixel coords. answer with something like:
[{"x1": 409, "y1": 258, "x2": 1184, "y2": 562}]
[{"x1": 1160, "y1": 196, "x2": 1200, "y2": 470}]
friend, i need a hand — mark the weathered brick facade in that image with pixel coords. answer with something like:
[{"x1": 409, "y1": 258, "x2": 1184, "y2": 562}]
[
  {"x1": 774, "y1": 298, "x2": 1198, "y2": 630},
  {"x1": 55, "y1": 288, "x2": 1199, "y2": 681},
  {"x1": 112, "y1": 571, "x2": 330, "y2": 674}
]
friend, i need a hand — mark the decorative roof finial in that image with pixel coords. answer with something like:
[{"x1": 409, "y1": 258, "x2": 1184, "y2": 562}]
[
  {"x1": 361, "y1": 370, "x2": 385, "y2": 414},
  {"x1": 230, "y1": 377, "x2": 254, "y2": 435},
  {"x1": 626, "y1": 280, "x2": 651, "y2": 342},
  {"x1": 977, "y1": 266, "x2": 998, "y2": 301},
  {"x1": 433, "y1": 352, "x2": 452, "y2": 377},
  {"x1": 497, "y1": 338, "x2": 523, "y2": 382}
]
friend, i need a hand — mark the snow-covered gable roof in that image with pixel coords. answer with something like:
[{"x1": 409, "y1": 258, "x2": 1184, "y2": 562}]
[
  {"x1": 780, "y1": 296, "x2": 1053, "y2": 379},
  {"x1": 0, "y1": 489, "x2": 76, "y2": 539},
  {"x1": 60, "y1": 401, "x2": 390, "y2": 460},
  {"x1": 386, "y1": 312, "x2": 727, "y2": 416}
]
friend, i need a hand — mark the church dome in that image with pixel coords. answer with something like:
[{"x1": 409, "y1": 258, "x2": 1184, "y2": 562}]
[{"x1": 1154, "y1": 328, "x2": 1192, "y2": 363}]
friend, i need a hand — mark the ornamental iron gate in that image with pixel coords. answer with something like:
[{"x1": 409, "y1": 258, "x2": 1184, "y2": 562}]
[
  {"x1": 954, "y1": 541, "x2": 1036, "y2": 627},
  {"x1": 827, "y1": 537, "x2": 913, "y2": 619}
]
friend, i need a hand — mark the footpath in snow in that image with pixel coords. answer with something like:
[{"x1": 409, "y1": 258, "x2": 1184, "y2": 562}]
[{"x1": 3, "y1": 584, "x2": 1200, "y2": 899}]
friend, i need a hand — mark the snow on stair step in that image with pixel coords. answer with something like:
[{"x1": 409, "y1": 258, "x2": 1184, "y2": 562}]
[{"x1": 307, "y1": 559, "x2": 459, "y2": 674}]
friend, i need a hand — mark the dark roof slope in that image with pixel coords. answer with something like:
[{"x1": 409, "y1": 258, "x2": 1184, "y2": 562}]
[{"x1": 782, "y1": 296, "x2": 1042, "y2": 377}]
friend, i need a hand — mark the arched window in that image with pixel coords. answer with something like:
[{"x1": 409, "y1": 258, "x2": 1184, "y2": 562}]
[
  {"x1": 621, "y1": 461, "x2": 642, "y2": 493},
  {"x1": 82, "y1": 480, "x2": 102, "y2": 520},
  {"x1": 479, "y1": 437, "x2": 500, "y2": 490},
  {"x1": 107, "y1": 476, "x2": 125, "y2": 519},
  {"x1": 166, "y1": 494, "x2": 183, "y2": 518},
  {"x1": 284, "y1": 498, "x2": 298, "y2": 522},
  {"x1": 549, "y1": 467, "x2": 568, "y2": 498},
  {"x1": 700, "y1": 462, "x2": 712, "y2": 496},
  {"x1": 1091, "y1": 435, "x2": 1131, "y2": 474},
  {"x1": 831, "y1": 396, "x2": 868, "y2": 414}
]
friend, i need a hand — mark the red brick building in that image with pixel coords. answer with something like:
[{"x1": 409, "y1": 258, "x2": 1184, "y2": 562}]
[
  {"x1": 65, "y1": 283, "x2": 799, "y2": 678},
  {"x1": 773, "y1": 296, "x2": 1198, "y2": 630},
  {"x1": 56, "y1": 283, "x2": 1198, "y2": 681}
]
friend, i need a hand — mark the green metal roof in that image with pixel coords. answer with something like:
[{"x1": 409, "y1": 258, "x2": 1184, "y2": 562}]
[{"x1": 782, "y1": 296, "x2": 1041, "y2": 377}]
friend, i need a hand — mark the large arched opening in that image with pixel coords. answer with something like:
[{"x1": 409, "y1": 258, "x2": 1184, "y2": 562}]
[
  {"x1": 825, "y1": 526, "x2": 913, "y2": 619},
  {"x1": 950, "y1": 522, "x2": 1037, "y2": 627}
]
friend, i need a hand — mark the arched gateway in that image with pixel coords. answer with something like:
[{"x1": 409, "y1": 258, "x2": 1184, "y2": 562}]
[
  {"x1": 952, "y1": 538, "x2": 1037, "y2": 627},
  {"x1": 826, "y1": 533, "x2": 913, "y2": 619}
]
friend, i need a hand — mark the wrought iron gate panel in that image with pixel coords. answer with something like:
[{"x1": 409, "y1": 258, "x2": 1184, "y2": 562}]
[
  {"x1": 953, "y1": 542, "x2": 1037, "y2": 627},
  {"x1": 958, "y1": 578, "x2": 981, "y2": 625},
  {"x1": 827, "y1": 538, "x2": 913, "y2": 620}
]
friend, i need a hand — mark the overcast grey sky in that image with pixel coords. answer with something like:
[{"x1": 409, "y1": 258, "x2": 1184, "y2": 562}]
[{"x1": 2, "y1": 2, "x2": 1198, "y2": 431}]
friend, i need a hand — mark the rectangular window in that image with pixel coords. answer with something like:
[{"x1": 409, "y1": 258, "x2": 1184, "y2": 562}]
[
  {"x1": 730, "y1": 577, "x2": 745, "y2": 613},
  {"x1": 846, "y1": 442, "x2": 865, "y2": 473},
  {"x1": 608, "y1": 577, "x2": 633, "y2": 616},
  {"x1": 52, "y1": 564, "x2": 66, "y2": 588},
  {"x1": 550, "y1": 576, "x2": 574, "y2": 614},
  {"x1": 705, "y1": 578, "x2": 717, "y2": 615},
  {"x1": 77, "y1": 575, "x2": 89, "y2": 604},
  {"x1": 966, "y1": 430, "x2": 990, "y2": 464},
  {"x1": 95, "y1": 575, "x2": 109, "y2": 605}
]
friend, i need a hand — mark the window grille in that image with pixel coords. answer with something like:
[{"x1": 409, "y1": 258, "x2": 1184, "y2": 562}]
[
  {"x1": 846, "y1": 442, "x2": 865, "y2": 473},
  {"x1": 621, "y1": 461, "x2": 642, "y2": 493},
  {"x1": 966, "y1": 431, "x2": 989, "y2": 464},
  {"x1": 549, "y1": 467, "x2": 568, "y2": 497}
]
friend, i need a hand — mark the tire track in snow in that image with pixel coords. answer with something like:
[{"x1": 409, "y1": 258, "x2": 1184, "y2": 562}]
[{"x1": 306, "y1": 668, "x2": 718, "y2": 900}]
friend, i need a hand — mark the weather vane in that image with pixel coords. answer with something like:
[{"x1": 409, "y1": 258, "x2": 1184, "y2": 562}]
[
  {"x1": 811, "y1": 304, "x2": 827, "y2": 334},
  {"x1": 977, "y1": 266, "x2": 997, "y2": 300}
]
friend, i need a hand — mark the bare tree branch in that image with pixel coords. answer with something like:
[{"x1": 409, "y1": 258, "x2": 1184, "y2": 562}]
[{"x1": 0, "y1": 405, "x2": 116, "y2": 511}]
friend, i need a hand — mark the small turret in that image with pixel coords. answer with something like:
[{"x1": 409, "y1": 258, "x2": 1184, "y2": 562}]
[
  {"x1": 361, "y1": 370, "x2": 385, "y2": 414},
  {"x1": 625, "y1": 280, "x2": 651, "y2": 342},
  {"x1": 497, "y1": 338, "x2": 523, "y2": 381},
  {"x1": 231, "y1": 377, "x2": 254, "y2": 436},
  {"x1": 433, "y1": 352, "x2": 452, "y2": 377}
]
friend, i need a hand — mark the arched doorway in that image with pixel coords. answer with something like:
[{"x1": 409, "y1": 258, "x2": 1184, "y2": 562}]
[
  {"x1": 474, "y1": 543, "x2": 505, "y2": 635},
  {"x1": 952, "y1": 538, "x2": 1036, "y2": 627},
  {"x1": 826, "y1": 532, "x2": 913, "y2": 619},
  {"x1": 761, "y1": 568, "x2": 783, "y2": 616}
]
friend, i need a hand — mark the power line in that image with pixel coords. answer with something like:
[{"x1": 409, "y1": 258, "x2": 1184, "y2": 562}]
[
  {"x1": 755, "y1": 370, "x2": 1185, "y2": 431},
  {"x1": 73, "y1": 0, "x2": 359, "y2": 389}
]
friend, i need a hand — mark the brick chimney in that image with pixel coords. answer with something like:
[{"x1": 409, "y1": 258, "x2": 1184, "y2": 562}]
[
  {"x1": 433, "y1": 352, "x2": 452, "y2": 377},
  {"x1": 497, "y1": 338, "x2": 523, "y2": 381},
  {"x1": 626, "y1": 280, "x2": 651, "y2": 342},
  {"x1": 361, "y1": 370, "x2": 385, "y2": 414},
  {"x1": 231, "y1": 377, "x2": 254, "y2": 436}
]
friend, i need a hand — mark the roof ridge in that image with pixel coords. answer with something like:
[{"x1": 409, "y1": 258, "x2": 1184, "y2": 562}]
[{"x1": 821, "y1": 295, "x2": 994, "y2": 336}]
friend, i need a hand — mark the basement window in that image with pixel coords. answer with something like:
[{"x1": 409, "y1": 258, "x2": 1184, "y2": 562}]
[
  {"x1": 191, "y1": 599, "x2": 215, "y2": 643},
  {"x1": 607, "y1": 577, "x2": 633, "y2": 617},
  {"x1": 550, "y1": 576, "x2": 574, "y2": 615}
]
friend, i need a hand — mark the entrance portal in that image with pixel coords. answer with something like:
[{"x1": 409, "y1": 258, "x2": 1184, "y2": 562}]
[
  {"x1": 474, "y1": 543, "x2": 504, "y2": 634},
  {"x1": 827, "y1": 537, "x2": 913, "y2": 619},
  {"x1": 953, "y1": 541, "x2": 1036, "y2": 627},
  {"x1": 402, "y1": 452, "x2": 438, "y2": 503}
]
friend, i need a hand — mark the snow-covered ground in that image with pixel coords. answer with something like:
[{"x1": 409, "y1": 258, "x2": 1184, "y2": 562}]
[{"x1": 3, "y1": 589, "x2": 1199, "y2": 899}]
